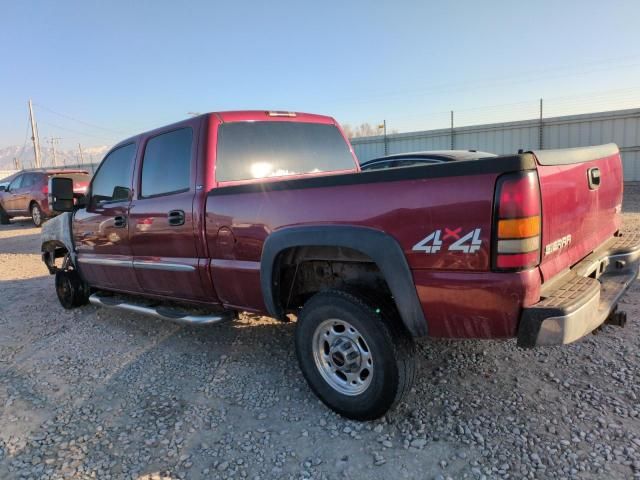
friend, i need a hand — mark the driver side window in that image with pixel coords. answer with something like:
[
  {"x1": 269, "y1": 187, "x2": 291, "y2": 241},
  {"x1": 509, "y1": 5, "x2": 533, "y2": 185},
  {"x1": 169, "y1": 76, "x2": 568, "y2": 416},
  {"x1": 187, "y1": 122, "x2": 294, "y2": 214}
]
[{"x1": 90, "y1": 143, "x2": 136, "y2": 208}]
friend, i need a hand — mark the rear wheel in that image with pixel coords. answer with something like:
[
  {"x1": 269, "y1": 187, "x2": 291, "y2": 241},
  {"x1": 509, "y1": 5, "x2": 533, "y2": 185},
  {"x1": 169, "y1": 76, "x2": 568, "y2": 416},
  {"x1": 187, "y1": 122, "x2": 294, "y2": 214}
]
[
  {"x1": 55, "y1": 270, "x2": 89, "y2": 309},
  {"x1": 295, "y1": 289, "x2": 416, "y2": 420},
  {"x1": 31, "y1": 203, "x2": 44, "y2": 227}
]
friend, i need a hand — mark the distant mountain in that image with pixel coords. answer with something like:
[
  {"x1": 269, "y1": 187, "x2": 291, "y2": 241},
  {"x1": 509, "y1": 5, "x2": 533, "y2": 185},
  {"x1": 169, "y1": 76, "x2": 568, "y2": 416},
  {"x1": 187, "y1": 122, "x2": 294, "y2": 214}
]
[{"x1": 0, "y1": 144, "x2": 110, "y2": 170}]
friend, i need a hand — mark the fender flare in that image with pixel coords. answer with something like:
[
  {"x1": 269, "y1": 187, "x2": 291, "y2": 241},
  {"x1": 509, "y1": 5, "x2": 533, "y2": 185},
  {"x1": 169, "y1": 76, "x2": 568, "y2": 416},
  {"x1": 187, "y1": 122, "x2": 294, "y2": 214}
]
[{"x1": 260, "y1": 225, "x2": 428, "y2": 337}]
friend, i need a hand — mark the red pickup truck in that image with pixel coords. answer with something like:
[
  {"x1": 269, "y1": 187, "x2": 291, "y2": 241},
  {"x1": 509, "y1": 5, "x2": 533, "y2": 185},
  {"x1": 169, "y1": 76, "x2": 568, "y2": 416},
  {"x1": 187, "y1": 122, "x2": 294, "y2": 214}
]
[{"x1": 41, "y1": 111, "x2": 639, "y2": 420}]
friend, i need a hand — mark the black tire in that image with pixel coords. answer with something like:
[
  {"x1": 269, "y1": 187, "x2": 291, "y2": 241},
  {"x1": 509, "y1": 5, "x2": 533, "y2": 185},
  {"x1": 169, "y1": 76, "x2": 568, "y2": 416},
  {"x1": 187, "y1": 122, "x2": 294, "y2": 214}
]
[
  {"x1": 31, "y1": 203, "x2": 44, "y2": 227},
  {"x1": 55, "y1": 270, "x2": 89, "y2": 309},
  {"x1": 295, "y1": 289, "x2": 416, "y2": 420},
  {"x1": 0, "y1": 207, "x2": 10, "y2": 225}
]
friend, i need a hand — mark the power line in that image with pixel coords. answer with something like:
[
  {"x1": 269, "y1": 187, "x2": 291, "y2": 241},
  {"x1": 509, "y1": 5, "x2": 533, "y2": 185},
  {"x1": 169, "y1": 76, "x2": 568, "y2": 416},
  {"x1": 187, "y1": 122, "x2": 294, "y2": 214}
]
[
  {"x1": 324, "y1": 56, "x2": 640, "y2": 109},
  {"x1": 34, "y1": 102, "x2": 129, "y2": 135},
  {"x1": 38, "y1": 119, "x2": 119, "y2": 142}
]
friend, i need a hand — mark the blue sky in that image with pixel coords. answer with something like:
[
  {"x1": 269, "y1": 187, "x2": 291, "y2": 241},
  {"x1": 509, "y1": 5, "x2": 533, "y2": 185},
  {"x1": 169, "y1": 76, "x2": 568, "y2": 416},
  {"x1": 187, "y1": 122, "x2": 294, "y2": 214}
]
[{"x1": 2, "y1": 0, "x2": 640, "y2": 151}]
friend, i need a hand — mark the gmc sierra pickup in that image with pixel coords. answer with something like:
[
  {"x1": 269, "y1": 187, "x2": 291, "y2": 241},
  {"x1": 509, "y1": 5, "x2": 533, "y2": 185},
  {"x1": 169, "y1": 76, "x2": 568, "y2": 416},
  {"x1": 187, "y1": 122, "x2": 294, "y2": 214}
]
[{"x1": 41, "y1": 110, "x2": 640, "y2": 420}]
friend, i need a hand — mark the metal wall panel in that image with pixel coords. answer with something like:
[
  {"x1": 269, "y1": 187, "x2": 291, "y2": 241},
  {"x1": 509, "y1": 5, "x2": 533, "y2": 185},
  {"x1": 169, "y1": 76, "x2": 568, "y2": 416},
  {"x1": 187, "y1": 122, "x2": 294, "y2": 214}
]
[{"x1": 351, "y1": 108, "x2": 640, "y2": 181}]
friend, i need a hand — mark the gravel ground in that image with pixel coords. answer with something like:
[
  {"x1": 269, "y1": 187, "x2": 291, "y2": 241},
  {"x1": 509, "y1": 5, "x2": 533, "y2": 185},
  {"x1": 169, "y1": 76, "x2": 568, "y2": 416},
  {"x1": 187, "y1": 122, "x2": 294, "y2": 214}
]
[{"x1": 0, "y1": 184, "x2": 639, "y2": 480}]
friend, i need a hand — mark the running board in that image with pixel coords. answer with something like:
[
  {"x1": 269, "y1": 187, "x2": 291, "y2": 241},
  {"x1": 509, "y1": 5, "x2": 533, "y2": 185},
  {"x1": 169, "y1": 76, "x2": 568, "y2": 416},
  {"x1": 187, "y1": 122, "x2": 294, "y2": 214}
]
[{"x1": 89, "y1": 293, "x2": 235, "y2": 326}]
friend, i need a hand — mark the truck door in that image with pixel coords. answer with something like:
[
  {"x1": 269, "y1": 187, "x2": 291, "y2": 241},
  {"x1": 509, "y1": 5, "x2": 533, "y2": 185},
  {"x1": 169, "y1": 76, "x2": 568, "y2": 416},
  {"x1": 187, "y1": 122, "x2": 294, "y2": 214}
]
[
  {"x1": 74, "y1": 143, "x2": 140, "y2": 291},
  {"x1": 128, "y1": 126, "x2": 213, "y2": 301}
]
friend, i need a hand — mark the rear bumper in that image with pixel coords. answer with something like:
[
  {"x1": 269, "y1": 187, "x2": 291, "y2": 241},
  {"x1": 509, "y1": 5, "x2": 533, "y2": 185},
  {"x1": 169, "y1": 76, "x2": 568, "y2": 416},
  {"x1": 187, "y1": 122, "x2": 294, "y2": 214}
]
[{"x1": 518, "y1": 232, "x2": 640, "y2": 348}]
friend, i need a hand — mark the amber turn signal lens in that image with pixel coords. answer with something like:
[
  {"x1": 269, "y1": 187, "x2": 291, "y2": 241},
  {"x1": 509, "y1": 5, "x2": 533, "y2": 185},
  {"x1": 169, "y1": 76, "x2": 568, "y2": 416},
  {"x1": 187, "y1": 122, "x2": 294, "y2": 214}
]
[{"x1": 498, "y1": 216, "x2": 540, "y2": 239}]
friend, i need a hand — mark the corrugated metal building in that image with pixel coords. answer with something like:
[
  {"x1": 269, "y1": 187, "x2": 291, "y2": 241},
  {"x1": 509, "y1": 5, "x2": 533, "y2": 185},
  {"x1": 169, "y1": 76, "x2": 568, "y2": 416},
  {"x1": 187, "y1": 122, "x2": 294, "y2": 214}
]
[{"x1": 350, "y1": 107, "x2": 640, "y2": 181}]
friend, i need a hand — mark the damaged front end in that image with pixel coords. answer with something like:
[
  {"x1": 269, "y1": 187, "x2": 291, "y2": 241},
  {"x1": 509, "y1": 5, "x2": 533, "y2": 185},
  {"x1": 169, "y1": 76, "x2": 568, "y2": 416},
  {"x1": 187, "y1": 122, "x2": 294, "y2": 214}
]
[{"x1": 41, "y1": 212, "x2": 76, "y2": 274}]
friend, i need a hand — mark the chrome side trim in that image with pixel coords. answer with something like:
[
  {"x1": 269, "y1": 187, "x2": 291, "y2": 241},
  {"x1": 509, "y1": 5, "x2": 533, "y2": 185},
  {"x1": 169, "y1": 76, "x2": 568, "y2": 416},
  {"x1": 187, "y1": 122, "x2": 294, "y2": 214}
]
[
  {"x1": 78, "y1": 257, "x2": 131, "y2": 267},
  {"x1": 211, "y1": 259, "x2": 260, "y2": 271},
  {"x1": 133, "y1": 260, "x2": 196, "y2": 272}
]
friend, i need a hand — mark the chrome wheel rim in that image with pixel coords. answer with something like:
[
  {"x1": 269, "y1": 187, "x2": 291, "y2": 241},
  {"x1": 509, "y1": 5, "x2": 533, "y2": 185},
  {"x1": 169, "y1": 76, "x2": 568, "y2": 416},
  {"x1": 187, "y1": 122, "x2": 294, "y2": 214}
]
[
  {"x1": 312, "y1": 318, "x2": 373, "y2": 396},
  {"x1": 32, "y1": 206, "x2": 41, "y2": 225}
]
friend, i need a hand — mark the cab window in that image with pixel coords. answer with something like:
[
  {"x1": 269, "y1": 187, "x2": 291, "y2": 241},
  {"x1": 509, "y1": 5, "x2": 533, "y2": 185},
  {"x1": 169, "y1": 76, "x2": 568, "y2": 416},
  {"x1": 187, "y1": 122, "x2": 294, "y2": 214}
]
[
  {"x1": 90, "y1": 143, "x2": 136, "y2": 207},
  {"x1": 140, "y1": 128, "x2": 192, "y2": 197}
]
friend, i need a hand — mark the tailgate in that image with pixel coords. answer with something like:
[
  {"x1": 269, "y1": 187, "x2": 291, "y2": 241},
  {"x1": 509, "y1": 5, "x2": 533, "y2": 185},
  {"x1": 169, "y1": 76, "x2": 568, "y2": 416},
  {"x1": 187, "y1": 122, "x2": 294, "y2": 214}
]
[{"x1": 534, "y1": 144, "x2": 623, "y2": 282}]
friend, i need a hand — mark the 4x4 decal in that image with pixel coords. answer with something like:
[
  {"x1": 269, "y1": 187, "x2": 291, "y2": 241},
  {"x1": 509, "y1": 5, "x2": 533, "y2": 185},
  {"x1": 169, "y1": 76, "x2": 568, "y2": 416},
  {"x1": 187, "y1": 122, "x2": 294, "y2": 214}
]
[{"x1": 412, "y1": 228, "x2": 482, "y2": 254}]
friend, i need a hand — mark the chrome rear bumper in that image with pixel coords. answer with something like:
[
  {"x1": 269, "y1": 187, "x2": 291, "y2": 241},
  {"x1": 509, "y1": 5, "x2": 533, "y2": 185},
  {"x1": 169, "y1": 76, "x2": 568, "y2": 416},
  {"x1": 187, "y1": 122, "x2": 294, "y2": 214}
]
[{"x1": 518, "y1": 232, "x2": 640, "y2": 348}]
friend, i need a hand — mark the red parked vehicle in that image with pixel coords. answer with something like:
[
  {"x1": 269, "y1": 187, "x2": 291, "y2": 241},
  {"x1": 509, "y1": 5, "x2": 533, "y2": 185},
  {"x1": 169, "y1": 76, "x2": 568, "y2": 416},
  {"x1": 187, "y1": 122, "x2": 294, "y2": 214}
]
[
  {"x1": 0, "y1": 169, "x2": 90, "y2": 226},
  {"x1": 41, "y1": 111, "x2": 639, "y2": 419}
]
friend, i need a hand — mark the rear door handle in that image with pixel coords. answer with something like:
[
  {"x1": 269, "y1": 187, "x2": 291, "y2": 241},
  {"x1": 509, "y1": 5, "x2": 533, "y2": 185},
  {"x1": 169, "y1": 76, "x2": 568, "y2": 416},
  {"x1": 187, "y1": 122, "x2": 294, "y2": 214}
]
[
  {"x1": 168, "y1": 210, "x2": 185, "y2": 226},
  {"x1": 114, "y1": 215, "x2": 127, "y2": 228},
  {"x1": 588, "y1": 167, "x2": 601, "y2": 190}
]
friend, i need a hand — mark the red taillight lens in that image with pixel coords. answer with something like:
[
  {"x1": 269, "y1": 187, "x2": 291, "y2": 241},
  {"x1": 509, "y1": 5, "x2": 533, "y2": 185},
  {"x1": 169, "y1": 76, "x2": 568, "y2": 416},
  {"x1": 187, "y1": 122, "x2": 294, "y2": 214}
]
[
  {"x1": 493, "y1": 171, "x2": 542, "y2": 271},
  {"x1": 498, "y1": 171, "x2": 540, "y2": 218},
  {"x1": 42, "y1": 184, "x2": 48, "y2": 194}
]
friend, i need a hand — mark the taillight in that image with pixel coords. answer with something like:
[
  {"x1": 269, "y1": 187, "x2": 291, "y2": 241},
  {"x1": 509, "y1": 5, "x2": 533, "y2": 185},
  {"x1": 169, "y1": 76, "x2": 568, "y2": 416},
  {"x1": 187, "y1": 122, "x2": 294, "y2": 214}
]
[
  {"x1": 42, "y1": 184, "x2": 48, "y2": 194},
  {"x1": 492, "y1": 171, "x2": 542, "y2": 271}
]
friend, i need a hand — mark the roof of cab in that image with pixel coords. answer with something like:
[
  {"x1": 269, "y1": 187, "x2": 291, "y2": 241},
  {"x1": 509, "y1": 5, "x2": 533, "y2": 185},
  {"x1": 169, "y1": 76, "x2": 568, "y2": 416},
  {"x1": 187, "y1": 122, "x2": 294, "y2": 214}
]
[
  {"x1": 214, "y1": 110, "x2": 336, "y2": 124},
  {"x1": 108, "y1": 110, "x2": 339, "y2": 152}
]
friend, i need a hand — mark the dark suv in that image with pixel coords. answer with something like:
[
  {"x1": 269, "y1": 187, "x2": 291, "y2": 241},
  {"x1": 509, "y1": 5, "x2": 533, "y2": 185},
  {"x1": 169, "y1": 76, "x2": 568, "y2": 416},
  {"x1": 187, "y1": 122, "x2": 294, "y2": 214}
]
[{"x1": 0, "y1": 169, "x2": 90, "y2": 226}]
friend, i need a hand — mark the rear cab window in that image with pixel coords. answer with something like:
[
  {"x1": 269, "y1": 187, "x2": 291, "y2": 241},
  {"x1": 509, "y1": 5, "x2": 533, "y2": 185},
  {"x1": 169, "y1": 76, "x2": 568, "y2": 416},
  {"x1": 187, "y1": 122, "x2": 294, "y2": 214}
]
[{"x1": 215, "y1": 122, "x2": 355, "y2": 183}]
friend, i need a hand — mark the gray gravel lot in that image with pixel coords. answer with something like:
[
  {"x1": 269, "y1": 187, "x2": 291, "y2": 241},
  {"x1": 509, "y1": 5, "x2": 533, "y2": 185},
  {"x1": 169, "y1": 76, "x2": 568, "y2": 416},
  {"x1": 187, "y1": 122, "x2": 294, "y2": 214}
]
[{"x1": 0, "y1": 184, "x2": 639, "y2": 480}]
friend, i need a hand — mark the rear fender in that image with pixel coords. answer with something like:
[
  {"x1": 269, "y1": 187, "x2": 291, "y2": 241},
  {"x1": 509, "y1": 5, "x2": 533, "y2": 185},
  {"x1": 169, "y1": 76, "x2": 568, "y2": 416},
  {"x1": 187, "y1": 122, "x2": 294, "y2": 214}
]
[{"x1": 260, "y1": 225, "x2": 428, "y2": 337}]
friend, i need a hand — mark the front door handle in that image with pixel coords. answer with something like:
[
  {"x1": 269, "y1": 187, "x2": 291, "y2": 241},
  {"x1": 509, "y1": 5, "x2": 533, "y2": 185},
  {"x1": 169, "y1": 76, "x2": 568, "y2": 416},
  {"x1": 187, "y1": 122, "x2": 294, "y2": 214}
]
[
  {"x1": 168, "y1": 210, "x2": 185, "y2": 226},
  {"x1": 114, "y1": 215, "x2": 127, "y2": 228}
]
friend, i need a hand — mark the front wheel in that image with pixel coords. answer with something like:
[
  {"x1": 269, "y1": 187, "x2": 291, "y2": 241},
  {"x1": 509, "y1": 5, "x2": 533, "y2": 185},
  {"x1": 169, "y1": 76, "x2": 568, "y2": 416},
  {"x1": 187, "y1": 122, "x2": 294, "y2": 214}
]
[
  {"x1": 295, "y1": 290, "x2": 416, "y2": 420},
  {"x1": 55, "y1": 270, "x2": 89, "y2": 309},
  {"x1": 31, "y1": 203, "x2": 44, "y2": 227}
]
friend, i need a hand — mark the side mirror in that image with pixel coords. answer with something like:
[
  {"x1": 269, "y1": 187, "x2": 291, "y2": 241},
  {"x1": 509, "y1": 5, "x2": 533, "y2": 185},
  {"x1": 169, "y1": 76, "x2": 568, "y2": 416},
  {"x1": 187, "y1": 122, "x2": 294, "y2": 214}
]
[{"x1": 49, "y1": 177, "x2": 74, "y2": 212}]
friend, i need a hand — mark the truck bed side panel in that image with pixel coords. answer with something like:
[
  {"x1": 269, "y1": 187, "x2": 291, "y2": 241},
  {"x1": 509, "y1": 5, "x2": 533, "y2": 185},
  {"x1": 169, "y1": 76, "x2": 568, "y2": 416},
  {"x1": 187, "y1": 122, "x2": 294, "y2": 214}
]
[{"x1": 205, "y1": 169, "x2": 529, "y2": 334}]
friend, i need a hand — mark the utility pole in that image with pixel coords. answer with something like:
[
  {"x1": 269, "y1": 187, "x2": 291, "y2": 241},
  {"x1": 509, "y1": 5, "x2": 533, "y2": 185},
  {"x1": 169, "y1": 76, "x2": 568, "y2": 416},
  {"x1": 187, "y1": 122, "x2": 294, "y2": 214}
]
[
  {"x1": 78, "y1": 143, "x2": 85, "y2": 166},
  {"x1": 13, "y1": 157, "x2": 19, "y2": 170},
  {"x1": 48, "y1": 137, "x2": 62, "y2": 167},
  {"x1": 383, "y1": 119, "x2": 388, "y2": 155},
  {"x1": 28, "y1": 99, "x2": 42, "y2": 168},
  {"x1": 539, "y1": 98, "x2": 544, "y2": 150}
]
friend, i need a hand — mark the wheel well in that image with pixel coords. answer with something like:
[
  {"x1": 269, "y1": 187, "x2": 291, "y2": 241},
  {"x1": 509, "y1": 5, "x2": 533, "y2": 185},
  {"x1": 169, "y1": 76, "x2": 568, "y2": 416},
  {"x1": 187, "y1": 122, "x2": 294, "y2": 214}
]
[
  {"x1": 275, "y1": 246, "x2": 394, "y2": 315},
  {"x1": 29, "y1": 200, "x2": 39, "y2": 211},
  {"x1": 41, "y1": 240, "x2": 69, "y2": 274}
]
